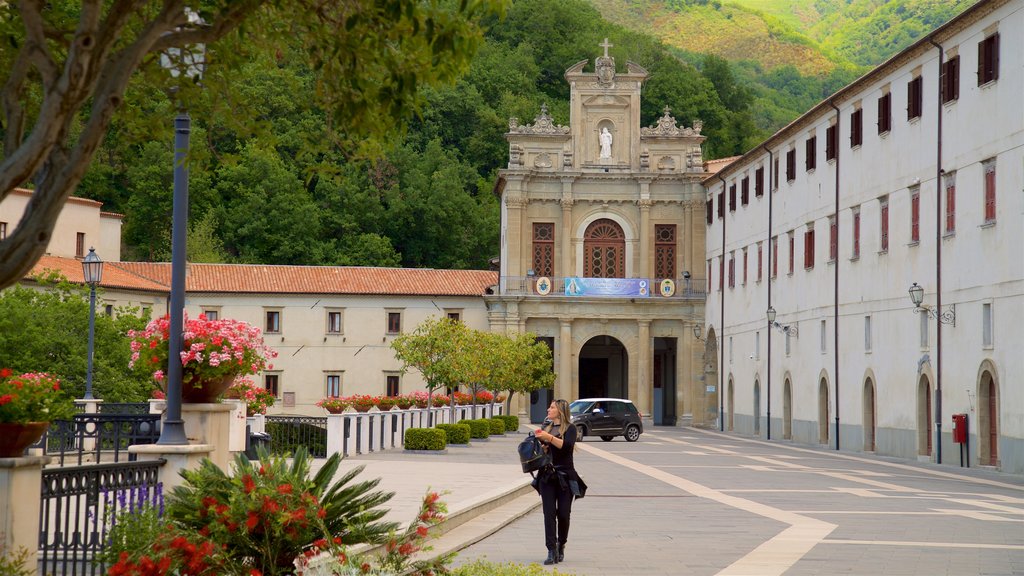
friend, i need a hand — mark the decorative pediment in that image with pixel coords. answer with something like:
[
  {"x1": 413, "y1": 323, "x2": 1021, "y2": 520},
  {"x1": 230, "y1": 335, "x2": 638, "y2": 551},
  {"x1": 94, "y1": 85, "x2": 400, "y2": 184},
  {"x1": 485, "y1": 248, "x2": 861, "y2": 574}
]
[
  {"x1": 582, "y1": 94, "x2": 630, "y2": 107},
  {"x1": 641, "y1": 107, "x2": 704, "y2": 137},
  {"x1": 508, "y1": 104, "x2": 570, "y2": 135}
]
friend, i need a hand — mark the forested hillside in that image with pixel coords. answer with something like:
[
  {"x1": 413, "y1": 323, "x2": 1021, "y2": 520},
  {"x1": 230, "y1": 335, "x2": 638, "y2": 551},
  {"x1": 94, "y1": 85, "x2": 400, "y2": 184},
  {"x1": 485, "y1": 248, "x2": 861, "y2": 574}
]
[{"x1": 70, "y1": 0, "x2": 967, "y2": 271}]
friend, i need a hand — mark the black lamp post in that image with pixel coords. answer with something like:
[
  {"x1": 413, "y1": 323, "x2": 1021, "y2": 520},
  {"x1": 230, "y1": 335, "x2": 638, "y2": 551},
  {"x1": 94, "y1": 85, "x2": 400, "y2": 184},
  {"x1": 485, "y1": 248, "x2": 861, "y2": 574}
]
[
  {"x1": 82, "y1": 248, "x2": 104, "y2": 400},
  {"x1": 157, "y1": 11, "x2": 205, "y2": 445}
]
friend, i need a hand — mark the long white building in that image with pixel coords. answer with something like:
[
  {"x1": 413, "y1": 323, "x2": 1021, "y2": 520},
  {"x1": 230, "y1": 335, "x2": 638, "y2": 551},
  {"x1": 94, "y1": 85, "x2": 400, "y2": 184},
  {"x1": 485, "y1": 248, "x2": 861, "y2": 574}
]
[{"x1": 704, "y1": 0, "x2": 1023, "y2": 473}]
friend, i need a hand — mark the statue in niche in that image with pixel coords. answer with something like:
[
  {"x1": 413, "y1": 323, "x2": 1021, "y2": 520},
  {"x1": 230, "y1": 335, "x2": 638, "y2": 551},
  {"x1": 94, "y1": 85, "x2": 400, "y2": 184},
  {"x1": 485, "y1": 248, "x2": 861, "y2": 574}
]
[{"x1": 599, "y1": 127, "x2": 613, "y2": 159}]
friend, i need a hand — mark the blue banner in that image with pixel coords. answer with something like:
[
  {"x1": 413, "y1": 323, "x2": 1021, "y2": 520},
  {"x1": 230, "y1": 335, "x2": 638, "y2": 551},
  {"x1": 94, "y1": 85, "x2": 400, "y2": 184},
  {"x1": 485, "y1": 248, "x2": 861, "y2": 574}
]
[{"x1": 563, "y1": 277, "x2": 651, "y2": 297}]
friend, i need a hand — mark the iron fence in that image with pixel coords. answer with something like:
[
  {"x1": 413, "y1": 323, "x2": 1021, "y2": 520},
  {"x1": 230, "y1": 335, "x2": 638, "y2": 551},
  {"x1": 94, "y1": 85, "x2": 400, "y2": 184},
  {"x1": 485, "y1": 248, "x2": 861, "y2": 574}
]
[
  {"x1": 44, "y1": 413, "x2": 162, "y2": 466},
  {"x1": 266, "y1": 415, "x2": 328, "y2": 458},
  {"x1": 97, "y1": 402, "x2": 150, "y2": 414},
  {"x1": 38, "y1": 459, "x2": 165, "y2": 576}
]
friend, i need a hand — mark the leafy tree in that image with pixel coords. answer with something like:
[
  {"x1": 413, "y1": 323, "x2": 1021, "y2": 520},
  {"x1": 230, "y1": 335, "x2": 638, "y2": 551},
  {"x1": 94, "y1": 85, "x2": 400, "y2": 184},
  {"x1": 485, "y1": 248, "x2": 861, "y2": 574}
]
[
  {"x1": 390, "y1": 317, "x2": 470, "y2": 425},
  {"x1": 0, "y1": 0, "x2": 507, "y2": 289},
  {"x1": 483, "y1": 332, "x2": 554, "y2": 415},
  {"x1": 0, "y1": 273, "x2": 153, "y2": 401}
]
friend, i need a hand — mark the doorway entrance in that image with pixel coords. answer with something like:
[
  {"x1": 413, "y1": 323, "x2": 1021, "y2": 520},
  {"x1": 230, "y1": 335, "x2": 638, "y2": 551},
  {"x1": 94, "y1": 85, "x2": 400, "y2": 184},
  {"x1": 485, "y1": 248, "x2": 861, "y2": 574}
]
[
  {"x1": 653, "y1": 337, "x2": 677, "y2": 425},
  {"x1": 578, "y1": 336, "x2": 628, "y2": 399},
  {"x1": 917, "y1": 375, "x2": 932, "y2": 456},
  {"x1": 979, "y1": 370, "x2": 999, "y2": 467}
]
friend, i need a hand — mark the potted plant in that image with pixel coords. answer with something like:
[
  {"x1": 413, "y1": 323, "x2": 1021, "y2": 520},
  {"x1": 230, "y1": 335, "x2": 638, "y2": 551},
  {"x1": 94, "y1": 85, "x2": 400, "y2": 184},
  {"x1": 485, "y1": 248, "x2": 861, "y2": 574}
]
[
  {"x1": 0, "y1": 369, "x2": 76, "y2": 457},
  {"x1": 375, "y1": 396, "x2": 397, "y2": 411},
  {"x1": 475, "y1": 390, "x2": 494, "y2": 403},
  {"x1": 431, "y1": 394, "x2": 449, "y2": 407},
  {"x1": 316, "y1": 397, "x2": 350, "y2": 414},
  {"x1": 223, "y1": 377, "x2": 276, "y2": 416},
  {"x1": 129, "y1": 313, "x2": 278, "y2": 402},
  {"x1": 453, "y1": 391, "x2": 473, "y2": 406},
  {"x1": 349, "y1": 394, "x2": 376, "y2": 412},
  {"x1": 394, "y1": 394, "x2": 414, "y2": 410},
  {"x1": 411, "y1": 391, "x2": 430, "y2": 409}
]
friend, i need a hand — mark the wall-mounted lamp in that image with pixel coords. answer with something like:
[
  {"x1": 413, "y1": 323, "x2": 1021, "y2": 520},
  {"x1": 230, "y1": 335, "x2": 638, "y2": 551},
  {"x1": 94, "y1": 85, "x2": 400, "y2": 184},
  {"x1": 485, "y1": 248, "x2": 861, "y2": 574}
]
[
  {"x1": 692, "y1": 324, "x2": 704, "y2": 341},
  {"x1": 908, "y1": 282, "x2": 955, "y2": 325},
  {"x1": 766, "y1": 306, "x2": 799, "y2": 336}
]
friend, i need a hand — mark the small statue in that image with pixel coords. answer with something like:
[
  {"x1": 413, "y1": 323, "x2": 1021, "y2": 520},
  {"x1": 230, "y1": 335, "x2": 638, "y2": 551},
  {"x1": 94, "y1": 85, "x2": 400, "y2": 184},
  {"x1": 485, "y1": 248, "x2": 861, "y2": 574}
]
[{"x1": 599, "y1": 127, "x2": 613, "y2": 159}]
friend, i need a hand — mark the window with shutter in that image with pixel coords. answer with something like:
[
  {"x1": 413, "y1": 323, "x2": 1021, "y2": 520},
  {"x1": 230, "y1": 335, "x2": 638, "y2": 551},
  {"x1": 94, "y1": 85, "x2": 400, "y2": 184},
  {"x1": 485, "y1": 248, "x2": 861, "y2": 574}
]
[
  {"x1": 907, "y1": 76, "x2": 923, "y2": 119},
  {"x1": 771, "y1": 236, "x2": 778, "y2": 278},
  {"x1": 532, "y1": 223, "x2": 555, "y2": 277},
  {"x1": 805, "y1": 136, "x2": 817, "y2": 171},
  {"x1": 944, "y1": 174, "x2": 957, "y2": 233},
  {"x1": 584, "y1": 219, "x2": 625, "y2": 278},
  {"x1": 729, "y1": 183, "x2": 737, "y2": 211},
  {"x1": 706, "y1": 199, "x2": 713, "y2": 224},
  {"x1": 788, "y1": 232, "x2": 795, "y2": 275},
  {"x1": 755, "y1": 167, "x2": 764, "y2": 197},
  {"x1": 829, "y1": 216, "x2": 838, "y2": 262},
  {"x1": 877, "y1": 93, "x2": 891, "y2": 134},
  {"x1": 978, "y1": 33, "x2": 999, "y2": 85},
  {"x1": 741, "y1": 177, "x2": 749, "y2": 205},
  {"x1": 941, "y1": 56, "x2": 960, "y2": 103},
  {"x1": 804, "y1": 228, "x2": 815, "y2": 269},
  {"x1": 880, "y1": 201, "x2": 889, "y2": 252},
  {"x1": 757, "y1": 242, "x2": 763, "y2": 282},
  {"x1": 728, "y1": 254, "x2": 735, "y2": 288},
  {"x1": 911, "y1": 191, "x2": 920, "y2": 242},
  {"x1": 850, "y1": 109, "x2": 863, "y2": 147},
  {"x1": 773, "y1": 157, "x2": 780, "y2": 189},
  {"x1": 852, "y1": 209, "x2": 861, "y2": 259},
  {"x1": 742, "y1": 249, "x2": 748, "y2": 285},
  {"x1": 983, "y1": 160, "x2": 996, "y2": 222},
  {"x1": 825, "y1": 124, "x2": 837, "y2": 161},
  {"x1": 786, "y1": 149, "x2": 796, "y2": 181},
  {"x1": 717, "y1": 191, "x2": 724, "y2": 218}
]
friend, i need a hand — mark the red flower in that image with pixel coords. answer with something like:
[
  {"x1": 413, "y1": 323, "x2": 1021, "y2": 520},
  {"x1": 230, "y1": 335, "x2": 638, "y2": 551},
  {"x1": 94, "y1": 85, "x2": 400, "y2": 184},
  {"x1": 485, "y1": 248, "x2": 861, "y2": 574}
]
[
  {"x1": 249, "y1": 570, "x2": 262, "y2": 576},
  {"x1": 416, "y1": 526, "x2": 429, "y2": 537},
  {"x1": 242, "y1": 474, "x2": 255, "y2": 494},
  {"x1": 0, "y1": 368, "x2": 10, "y2": 378},
  {"x1": 276, "y1": 483, "x2": 293, "y2": 494},
  {"x1": 361, "y1": 563, "x2": 371, "y2": 573}
]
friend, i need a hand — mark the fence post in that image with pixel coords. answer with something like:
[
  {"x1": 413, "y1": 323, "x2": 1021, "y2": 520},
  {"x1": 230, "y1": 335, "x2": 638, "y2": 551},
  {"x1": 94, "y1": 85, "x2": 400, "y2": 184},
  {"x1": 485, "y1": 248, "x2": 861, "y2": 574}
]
[
  {"x1": 223, "y1": 399, "x2": 247, "y2": 453},
  {"x1": 129, "y1": 444, "x2": 212, "y2": 492},
  {"x1": 78, "y1": 398, "x2": 102, "y2": 455},
  {"x1": 0, "y1": 455, "x2": 47, "y2": 575},
  {"x1": 247, "y1": 413, "x2": 266, "y2": 435},
  {"x1": 325, "y1": 414, "x2": 345, "y2": 457},
  {"x1": 179, "y1": 403, "x2": 234, "y2": 469}
]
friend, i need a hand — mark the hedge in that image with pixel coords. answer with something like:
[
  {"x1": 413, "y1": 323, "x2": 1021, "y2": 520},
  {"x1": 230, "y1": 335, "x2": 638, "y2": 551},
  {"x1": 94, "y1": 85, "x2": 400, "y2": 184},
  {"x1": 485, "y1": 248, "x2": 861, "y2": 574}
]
[
  {"x1": 487, "y1": 418, "x2": 506, "y2": 435},
  {"x1": 465, "y1": 419, "x2": 492, "y2": 439},
  {"x1": 404, "y1": 427, "x2": 447, "y2": 450},
  {"x1": 436, "y1": 423, "x2": 471, "y2": 445},
  {"x1": 493, "y1": 415, "x2": 519, "y2": 433}
]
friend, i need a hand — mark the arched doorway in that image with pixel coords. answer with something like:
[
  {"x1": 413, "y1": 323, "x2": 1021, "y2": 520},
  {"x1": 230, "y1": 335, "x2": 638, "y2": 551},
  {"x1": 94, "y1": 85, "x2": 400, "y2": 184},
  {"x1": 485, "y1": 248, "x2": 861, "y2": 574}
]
[
  {"x1": 578, "y1": 335, "x2": 628, "y2": 399},
  {"x1": 917, "y1": 375, "x2": 932, "y2": 456},
  {"x1": 818, "y1": 378, "x2": 830, "y2": 445},
  {"x1": 979, "y1": 369, "x2": 999, "y2": 467},
  {"x1": 727, "y1": 377, "x2": 735, "y2": 431},
  {"x1": 753, "y1": 379, "x2": 761, "y2": 436},
  {"x1": 705, "y1": 328, "x2": 720, "y2": 428},
  {"x1": 863, "y1": 378, "x2": 876, "y2": 452},
  {"x1": 583, "y1": 219, "x2": 625, "y2": 278},
  {"x1": 783, "y1": 378, "x2": 793, "y2": 440}
]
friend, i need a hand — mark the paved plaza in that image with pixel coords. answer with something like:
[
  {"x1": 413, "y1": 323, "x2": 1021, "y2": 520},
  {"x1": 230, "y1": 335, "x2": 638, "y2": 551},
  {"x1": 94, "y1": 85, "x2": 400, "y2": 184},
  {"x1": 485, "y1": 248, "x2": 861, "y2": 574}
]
[{"x1": 338, "y1": 425, "x2": 1024, "y2": 575}]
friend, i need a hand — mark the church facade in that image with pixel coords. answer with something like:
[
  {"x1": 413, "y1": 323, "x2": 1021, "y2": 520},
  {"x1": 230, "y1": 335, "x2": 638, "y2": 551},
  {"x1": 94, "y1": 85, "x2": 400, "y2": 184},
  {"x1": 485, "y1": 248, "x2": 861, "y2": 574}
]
[{"x1": 486, "y1": 42, "x2": 711, "y2": 425}]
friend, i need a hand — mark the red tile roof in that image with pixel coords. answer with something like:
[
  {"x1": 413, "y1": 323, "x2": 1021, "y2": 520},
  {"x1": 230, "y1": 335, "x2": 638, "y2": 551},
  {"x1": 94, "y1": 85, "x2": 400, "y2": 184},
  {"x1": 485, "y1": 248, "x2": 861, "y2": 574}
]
[{"x1": 27, "y1": 257, "x2": 497, "y2": 296}]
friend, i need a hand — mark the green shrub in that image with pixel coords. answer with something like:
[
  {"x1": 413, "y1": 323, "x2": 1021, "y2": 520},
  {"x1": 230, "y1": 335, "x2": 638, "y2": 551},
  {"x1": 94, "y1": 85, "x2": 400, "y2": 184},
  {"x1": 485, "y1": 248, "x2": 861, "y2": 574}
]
[
  {"x1": 436, "y1": 423, "x2": 471, "y2": 444},
  {"x1": 487, "y1": 418, "x2": 506, "y2": 435},
  {"x1": 405, "y1": 427, "x2": 447, "y2": 450},
  {"x1": 453, "y1": 559, "x2": 571, "y2": 575},
  {"x1": 465, "y1": 419, "x2": 491, "y2": 439},
  {"x1": 494, "y1": 415, "x2": 520, "y2": 433}
]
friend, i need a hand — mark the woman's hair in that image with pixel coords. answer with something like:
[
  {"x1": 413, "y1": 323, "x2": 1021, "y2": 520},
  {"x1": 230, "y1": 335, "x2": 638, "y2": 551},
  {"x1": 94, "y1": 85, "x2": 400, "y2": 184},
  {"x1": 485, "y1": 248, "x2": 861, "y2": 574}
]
[{"x1": 545, "y1": 399, "x2": 576, "y2": 444}]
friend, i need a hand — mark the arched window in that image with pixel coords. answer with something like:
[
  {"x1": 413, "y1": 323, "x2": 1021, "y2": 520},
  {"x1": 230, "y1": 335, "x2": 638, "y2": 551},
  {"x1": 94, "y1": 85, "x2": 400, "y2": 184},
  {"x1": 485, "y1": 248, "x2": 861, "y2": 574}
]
[{"x1": 584, "y1": 219, "x2": 626, "y2": 278}]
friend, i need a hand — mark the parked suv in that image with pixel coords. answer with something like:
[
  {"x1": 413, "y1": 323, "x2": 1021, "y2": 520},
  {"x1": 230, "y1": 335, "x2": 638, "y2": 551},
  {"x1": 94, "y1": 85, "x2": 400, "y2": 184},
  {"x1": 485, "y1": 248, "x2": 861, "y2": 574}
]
[{"x1": 569, "y1": 398, "x2": 643, "y2": 442}]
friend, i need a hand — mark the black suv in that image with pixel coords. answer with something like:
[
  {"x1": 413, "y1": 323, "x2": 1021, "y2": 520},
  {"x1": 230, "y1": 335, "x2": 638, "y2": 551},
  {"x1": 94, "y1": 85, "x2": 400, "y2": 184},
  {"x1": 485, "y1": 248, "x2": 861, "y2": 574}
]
[{"x1": 569, "y1": 398, "x2": 643, "y2": 442}]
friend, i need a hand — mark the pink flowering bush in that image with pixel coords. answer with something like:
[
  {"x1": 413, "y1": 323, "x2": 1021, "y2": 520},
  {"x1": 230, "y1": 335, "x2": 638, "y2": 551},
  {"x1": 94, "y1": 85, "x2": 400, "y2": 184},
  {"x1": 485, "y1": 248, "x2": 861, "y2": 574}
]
[
  {"x1": 410, "y1": 391, "x2": 430, "y2": 409},
  {"x1": 223, "y1": 378, "x2": 276, "y2": 416},
  {"x1": 129, "y1": 314, "x2": 278, "y2": 391},
  {"x1": 0, "y1": 369, "x2": 76, "y2": 423}
]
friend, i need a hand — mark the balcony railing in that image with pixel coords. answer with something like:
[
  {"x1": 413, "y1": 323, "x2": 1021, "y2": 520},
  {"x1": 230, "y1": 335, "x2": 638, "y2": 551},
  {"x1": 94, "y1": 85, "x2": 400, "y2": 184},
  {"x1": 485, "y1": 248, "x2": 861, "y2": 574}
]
[{"x1": 498, "y1": 276, "x2": 707, "y2": 299}]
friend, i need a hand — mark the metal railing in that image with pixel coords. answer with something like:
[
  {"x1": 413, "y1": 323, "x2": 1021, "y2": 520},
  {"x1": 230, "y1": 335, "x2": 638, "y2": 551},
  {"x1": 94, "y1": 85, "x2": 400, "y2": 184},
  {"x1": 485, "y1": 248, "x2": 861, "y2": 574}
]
[
  {"x1": 44, "y1": 413, "x2": 162, "y2": 466},
  {"x1": 499, "y1": 275, "x2": 707, "y2": 299},
  {"x1": 38, "y1": 459, "x2": 165, "y2": 576},
  {"x1": 266, "y1": 415, "x2": 328, "y2": 458}
]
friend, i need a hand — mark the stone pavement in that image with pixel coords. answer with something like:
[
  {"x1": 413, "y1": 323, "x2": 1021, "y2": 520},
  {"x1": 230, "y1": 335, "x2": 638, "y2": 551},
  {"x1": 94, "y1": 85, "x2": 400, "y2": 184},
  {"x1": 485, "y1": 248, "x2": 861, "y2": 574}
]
[{"x1": 328, "y1": 426, "x2": 1024, "y2": 576}]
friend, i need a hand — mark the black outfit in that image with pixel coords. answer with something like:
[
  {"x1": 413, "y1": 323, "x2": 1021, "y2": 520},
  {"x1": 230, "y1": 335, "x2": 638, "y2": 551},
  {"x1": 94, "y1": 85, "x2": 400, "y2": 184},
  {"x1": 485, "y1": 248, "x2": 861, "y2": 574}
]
[{"x1": 535, "y1": 423, "x2": 585, "y2": 561}]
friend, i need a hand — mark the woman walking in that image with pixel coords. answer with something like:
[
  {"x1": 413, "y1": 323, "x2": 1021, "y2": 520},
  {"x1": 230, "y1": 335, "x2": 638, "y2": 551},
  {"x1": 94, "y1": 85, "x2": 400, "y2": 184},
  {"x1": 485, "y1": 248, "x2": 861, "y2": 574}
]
[{"x1": 534, "y1": 399, "x2": 586, "y2": 565}]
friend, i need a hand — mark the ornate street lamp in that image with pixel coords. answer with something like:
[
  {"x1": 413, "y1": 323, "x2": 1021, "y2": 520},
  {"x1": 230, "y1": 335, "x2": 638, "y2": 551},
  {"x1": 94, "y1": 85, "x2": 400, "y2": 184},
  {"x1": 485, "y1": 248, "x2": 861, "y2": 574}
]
[
  {"x1": 82, "y1": 248, "x2": 104, "y2": 400},
  {"x1": 908, "y1": 282, "x2": 956, "y2": 325},
  {"x1": 691, "y1": 324, "x2": 703, "y2": 341},
  {"x1": 158, "y1": 9, "x2": 206, "y2": 446}
]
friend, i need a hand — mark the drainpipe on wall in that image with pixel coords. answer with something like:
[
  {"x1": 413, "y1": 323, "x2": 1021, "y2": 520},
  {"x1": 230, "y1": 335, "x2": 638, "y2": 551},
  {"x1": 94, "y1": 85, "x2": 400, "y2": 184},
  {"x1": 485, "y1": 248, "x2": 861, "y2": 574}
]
[
  {"x1": 829, "y1": 99, "x2": 841, "y2": 451},
  {"x1": 928, "y1": 38, "x2": 944, "y2": 465},
  {"x1": 762, "y1": 144, "x2": 774, "y2": 441},
  {"x1": 717, "y1": 173, "x2": 727, "y2": 432}
]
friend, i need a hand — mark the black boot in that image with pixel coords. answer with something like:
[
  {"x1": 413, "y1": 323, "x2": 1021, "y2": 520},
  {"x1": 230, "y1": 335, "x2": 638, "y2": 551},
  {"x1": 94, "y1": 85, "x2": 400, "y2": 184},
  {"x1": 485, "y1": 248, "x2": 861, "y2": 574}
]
[
  {"x1": 557, "y1": 543, "x2": 565, "y2": 562},
  {"x1": 544, "y1": 548, "x2": 558, "y2": 565}
]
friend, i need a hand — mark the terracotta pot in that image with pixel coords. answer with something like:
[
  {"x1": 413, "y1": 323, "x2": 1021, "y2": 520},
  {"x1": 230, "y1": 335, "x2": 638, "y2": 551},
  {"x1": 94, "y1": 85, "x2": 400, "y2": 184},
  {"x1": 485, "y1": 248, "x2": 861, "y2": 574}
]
[
  {"x1": 0, "y1": 422, "x2": 49, "y2": 458},
  {"x1": 324, "y1": 406, "x2": 346, "y2": 414},
  {"x1": 354, "y1": 405, "x2": 372, "y2": 413},
  {"x1": 179, "y1": 374, "x2": 236, "y2": 403}
]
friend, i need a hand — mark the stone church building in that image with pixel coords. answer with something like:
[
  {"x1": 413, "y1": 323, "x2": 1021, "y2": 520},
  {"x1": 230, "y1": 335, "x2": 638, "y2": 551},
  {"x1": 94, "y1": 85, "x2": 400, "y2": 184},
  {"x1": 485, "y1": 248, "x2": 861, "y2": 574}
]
[{"x1": 486, "y1": 42, "x2": 712, "y2": 426}]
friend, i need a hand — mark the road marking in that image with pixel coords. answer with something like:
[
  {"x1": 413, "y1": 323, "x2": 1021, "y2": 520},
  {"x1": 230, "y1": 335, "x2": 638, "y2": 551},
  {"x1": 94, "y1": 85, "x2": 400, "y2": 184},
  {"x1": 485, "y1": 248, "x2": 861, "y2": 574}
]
[
  {"x1": 579, "y1": 442, "x2": 836, "y2": 576},
  {"x1": 946, "y1": 498, "x2": 1024, "y2": 514},
  {"x1": 822, "y1": 539, "x2": 1024, "y2": 550},
  {"x1": 932, "y1": 509, "x2": 1024, "y2": 522}
]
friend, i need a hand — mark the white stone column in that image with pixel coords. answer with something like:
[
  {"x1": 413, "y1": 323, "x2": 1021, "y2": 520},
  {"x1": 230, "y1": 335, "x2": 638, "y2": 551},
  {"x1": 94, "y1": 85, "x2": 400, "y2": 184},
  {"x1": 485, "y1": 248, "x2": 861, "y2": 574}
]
[
  {"x1": 638, "y1": 195, "x2": 652, "y2": 279},
  {"x1": 0, "y1": 455, "x2": 48, "y2": 574},
  {"x1": 78, "y1": 398, "x2": 102, "y2": 455},
  {"x1": 637, "y1": 320, "x2": 652, "y2": 417},
  {"x1": 129, "y1": 444, "x2": 214, "y2": 493},
  {"x1": 558, "y1": 320, "x2": 573, "y2": 400},
  {"x1": 224, "y1": 399, "x2": 247, "y2": 453},
  {"x1": 180, "y1": 403, "x2": 234, "y2": 470}
]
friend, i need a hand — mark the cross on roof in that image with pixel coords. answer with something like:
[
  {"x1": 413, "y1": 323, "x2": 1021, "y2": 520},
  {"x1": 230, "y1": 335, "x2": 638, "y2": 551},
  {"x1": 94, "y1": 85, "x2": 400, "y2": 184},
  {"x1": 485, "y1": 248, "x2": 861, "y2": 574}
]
[{"x1": 600, "y1": 38, "x2": 613, "y2": 58}]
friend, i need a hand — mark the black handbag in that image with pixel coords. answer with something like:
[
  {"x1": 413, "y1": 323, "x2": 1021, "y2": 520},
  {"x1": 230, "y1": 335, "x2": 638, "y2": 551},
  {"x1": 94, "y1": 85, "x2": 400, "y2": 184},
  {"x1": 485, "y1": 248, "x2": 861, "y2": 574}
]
[{"x1": 518, "y1": 432, "x2": 551, "y2": 474}]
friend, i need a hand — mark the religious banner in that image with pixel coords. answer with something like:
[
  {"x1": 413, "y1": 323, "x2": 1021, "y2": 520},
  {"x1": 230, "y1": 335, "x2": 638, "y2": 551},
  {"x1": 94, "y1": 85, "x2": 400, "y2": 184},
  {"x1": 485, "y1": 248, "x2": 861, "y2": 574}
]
[{"x1": 564, "y1": 277, "x2": 651, "y2": 297}]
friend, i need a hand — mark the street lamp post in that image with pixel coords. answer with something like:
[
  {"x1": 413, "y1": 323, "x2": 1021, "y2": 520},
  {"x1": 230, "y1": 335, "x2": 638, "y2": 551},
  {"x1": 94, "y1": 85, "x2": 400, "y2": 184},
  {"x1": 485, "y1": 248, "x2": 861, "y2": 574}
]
[
  {"x1": 82, "y1": 248, "x2": 104, "y2": 400},
  {"x1": 157, "y1": 12, "x2": 205, "y2": 446}
]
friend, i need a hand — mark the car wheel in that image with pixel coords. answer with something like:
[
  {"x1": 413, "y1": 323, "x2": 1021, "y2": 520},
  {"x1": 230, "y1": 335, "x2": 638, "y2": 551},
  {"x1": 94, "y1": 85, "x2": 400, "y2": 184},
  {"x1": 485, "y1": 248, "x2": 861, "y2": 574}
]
[
  {"x1": 624, "y1": 425, "x2": 640, "y2": 442},
  {"x1": 577, "y1": 425, "x2": 588, "y2": 438},
  {"x1": 600, "y1": 436, "x2": 614, "y2": 442}
]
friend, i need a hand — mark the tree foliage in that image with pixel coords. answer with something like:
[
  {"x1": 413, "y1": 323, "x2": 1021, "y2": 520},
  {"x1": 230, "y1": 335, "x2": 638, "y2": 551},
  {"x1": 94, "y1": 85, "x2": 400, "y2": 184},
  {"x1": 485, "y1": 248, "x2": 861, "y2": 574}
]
[
  {"x1": 0, "y1": 273, "x2": 153, "y2": 401},
  {"x1": 0, "y1": 0, "x2": 507, "y2": 289}
]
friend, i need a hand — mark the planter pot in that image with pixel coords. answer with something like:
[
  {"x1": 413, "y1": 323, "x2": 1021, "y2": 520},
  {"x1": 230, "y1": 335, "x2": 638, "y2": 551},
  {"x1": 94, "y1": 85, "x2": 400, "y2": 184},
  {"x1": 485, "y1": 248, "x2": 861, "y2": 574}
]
[
  {"x1": 179, "y1": 375, "x2": 236, "y2": 403},
  {"x1": 324, "y1": 406, "x2": 346, "y2": 415},
  {"x1": 0, "y1": 422, "x2": 48, "y2": 457},
  {"x1": 353, "y1": 406, "x2": 373, "y2": 413}
]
